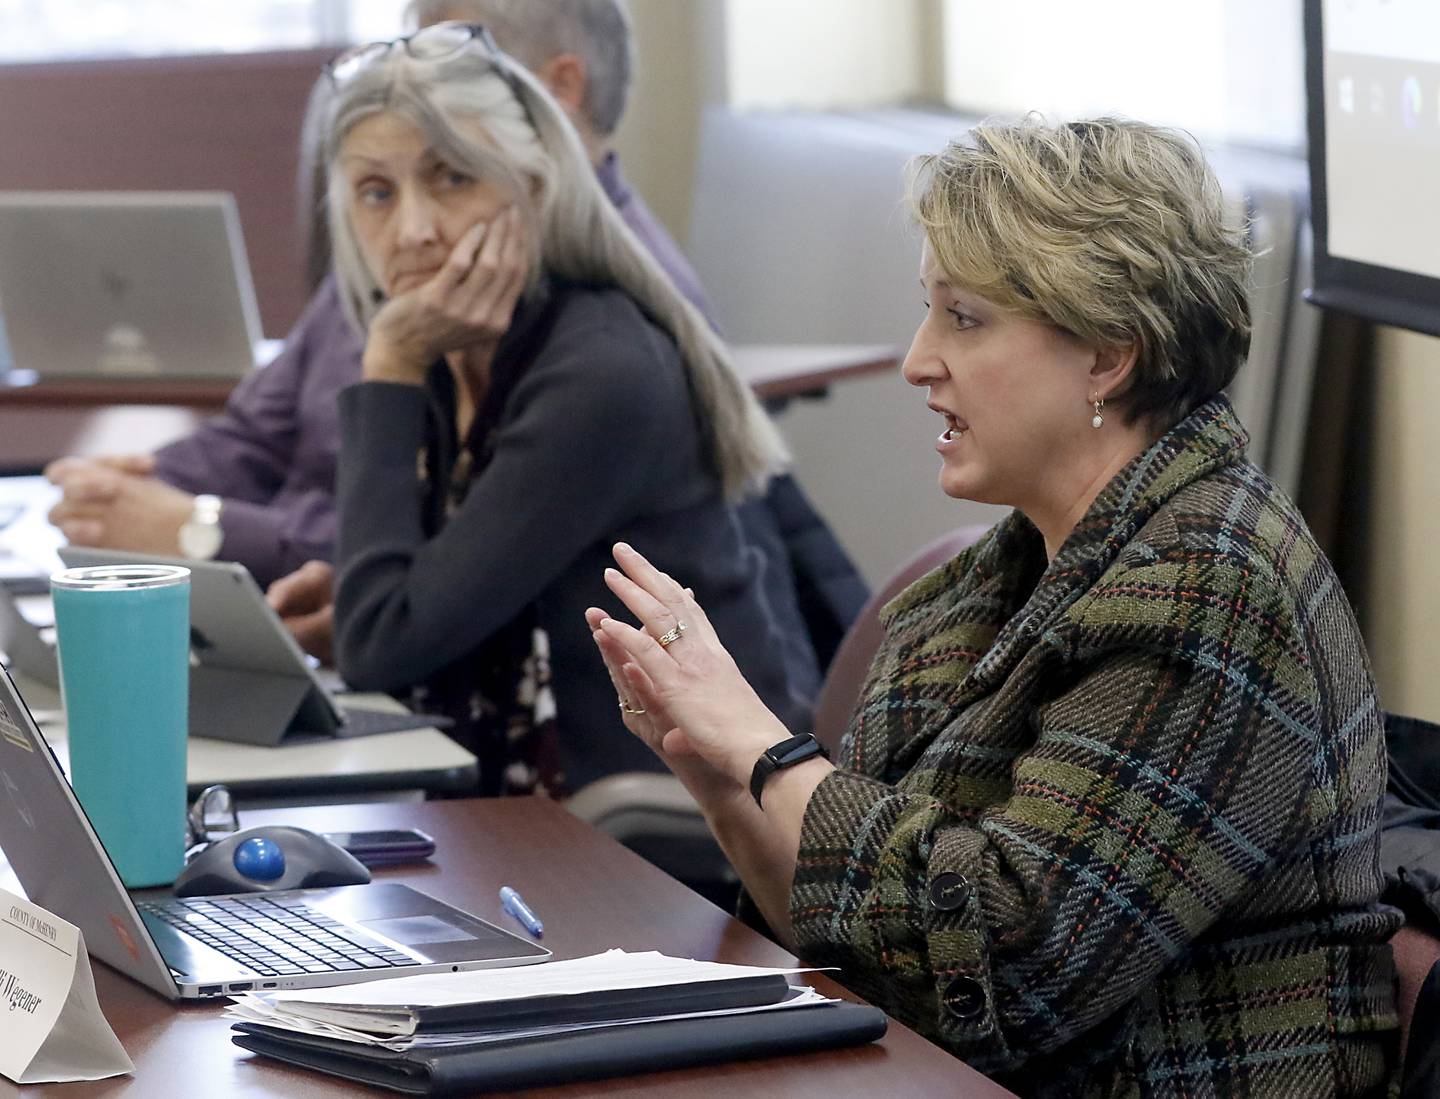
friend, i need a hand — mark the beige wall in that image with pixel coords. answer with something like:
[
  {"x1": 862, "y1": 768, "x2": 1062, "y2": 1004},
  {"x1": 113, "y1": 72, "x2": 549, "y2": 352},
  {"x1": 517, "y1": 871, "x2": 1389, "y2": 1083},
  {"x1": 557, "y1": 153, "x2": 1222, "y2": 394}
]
[
  {"x1": 610, "y1": 0, "x2": 944, "y2": 245},
  {"x1": 609, "y1": 0, "x2": 710, "y2": 244},
  {"x1": 725, "y1": 0, "x2": 928, "y2": 109},
  {"x1": 1362, "y1": 329, "x2": 1440, "y2": 722}
]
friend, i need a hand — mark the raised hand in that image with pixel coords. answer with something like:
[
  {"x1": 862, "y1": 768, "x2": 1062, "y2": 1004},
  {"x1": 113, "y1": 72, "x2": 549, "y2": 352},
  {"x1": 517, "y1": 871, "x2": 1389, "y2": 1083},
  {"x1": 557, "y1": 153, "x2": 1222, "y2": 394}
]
[{"x1": 585, "y1": 542, "x2": 791, "y2": 789}]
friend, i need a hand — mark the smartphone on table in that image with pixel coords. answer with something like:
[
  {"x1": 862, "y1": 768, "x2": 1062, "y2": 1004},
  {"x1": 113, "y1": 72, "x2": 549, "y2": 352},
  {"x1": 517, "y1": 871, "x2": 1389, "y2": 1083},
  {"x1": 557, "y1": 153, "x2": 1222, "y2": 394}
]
[{"x1": 321, "y1": 828, "x2": 436, "y2": 866}]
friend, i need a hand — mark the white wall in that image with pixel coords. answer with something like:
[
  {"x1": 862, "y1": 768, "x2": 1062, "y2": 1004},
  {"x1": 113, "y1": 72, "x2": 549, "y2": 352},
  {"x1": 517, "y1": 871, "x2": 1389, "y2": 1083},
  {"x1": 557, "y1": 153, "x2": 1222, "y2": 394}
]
[
  {"x1": 941, "y1": 0, "x2": 1303, "y2": 150},
  {"x1": 726, "y1": 0, "x2": 928, "y2": 109}
]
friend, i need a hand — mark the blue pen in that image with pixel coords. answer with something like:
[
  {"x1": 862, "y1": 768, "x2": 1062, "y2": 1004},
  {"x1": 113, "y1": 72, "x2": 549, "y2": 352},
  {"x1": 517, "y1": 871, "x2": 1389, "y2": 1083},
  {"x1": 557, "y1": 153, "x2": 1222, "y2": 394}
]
[{"x1": 499, "y1": 885, "x2": 544, "y2": 937}]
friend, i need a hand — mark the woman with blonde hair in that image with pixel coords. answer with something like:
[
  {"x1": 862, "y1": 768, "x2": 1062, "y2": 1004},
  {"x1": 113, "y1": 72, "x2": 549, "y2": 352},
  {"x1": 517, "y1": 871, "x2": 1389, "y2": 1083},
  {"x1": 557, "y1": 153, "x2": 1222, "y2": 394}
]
[
  {"x1": 315, "y1": 23, "x2": 816, "y2": 795},
  {"x1": 589, "y1": 117, "x2": 1400, "y2": 1095}
]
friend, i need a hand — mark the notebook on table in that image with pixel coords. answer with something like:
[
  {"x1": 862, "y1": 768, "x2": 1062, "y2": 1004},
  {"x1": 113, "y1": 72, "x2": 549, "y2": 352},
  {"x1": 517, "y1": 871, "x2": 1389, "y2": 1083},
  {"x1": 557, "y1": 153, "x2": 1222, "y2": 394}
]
[
  {"x1": 232, "y1": 1003, "x2": 889, "y2": 1096},
  {"x1": 0, "y1": 664, "x2": 550, "y2": 1001},
  {"x1": 58, "y1": 547, "x2": 450, "y2": 746},
  {"x1": 227, "y1": 950, "x2": 888, "y2": 1095},
  {"x1": 0, "y1": 192, "x2": 262, "y2": 380}
]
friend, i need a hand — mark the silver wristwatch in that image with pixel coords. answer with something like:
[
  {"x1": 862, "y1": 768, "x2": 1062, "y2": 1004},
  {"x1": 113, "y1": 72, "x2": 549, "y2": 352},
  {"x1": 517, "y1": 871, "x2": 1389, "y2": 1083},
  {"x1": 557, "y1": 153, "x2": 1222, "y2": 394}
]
[{"x1": 178, "y1": 494, "x2": 224, "y2": 560}]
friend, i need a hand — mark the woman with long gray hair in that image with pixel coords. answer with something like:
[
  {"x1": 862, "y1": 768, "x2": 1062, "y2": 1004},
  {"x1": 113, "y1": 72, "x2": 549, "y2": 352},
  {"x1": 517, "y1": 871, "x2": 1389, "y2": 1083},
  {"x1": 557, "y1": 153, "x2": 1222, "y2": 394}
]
[{"x1": 312, "y1": 22, "x2": 816, "y2": 796}]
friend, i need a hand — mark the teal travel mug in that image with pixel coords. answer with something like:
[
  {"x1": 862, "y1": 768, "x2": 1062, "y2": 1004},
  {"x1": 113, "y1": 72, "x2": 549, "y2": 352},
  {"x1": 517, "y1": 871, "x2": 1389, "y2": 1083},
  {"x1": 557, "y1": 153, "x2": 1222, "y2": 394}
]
[{"x1": 51, "y1": 564, "x2": 190, "y2": 888}]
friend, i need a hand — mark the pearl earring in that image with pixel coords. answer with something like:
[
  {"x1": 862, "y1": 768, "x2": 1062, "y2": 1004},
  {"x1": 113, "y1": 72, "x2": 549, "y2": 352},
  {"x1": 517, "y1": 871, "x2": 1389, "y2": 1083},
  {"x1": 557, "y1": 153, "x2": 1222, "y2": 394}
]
[{"x1": 1091, "y1": 397, "x2": 1104, "y2": 429}]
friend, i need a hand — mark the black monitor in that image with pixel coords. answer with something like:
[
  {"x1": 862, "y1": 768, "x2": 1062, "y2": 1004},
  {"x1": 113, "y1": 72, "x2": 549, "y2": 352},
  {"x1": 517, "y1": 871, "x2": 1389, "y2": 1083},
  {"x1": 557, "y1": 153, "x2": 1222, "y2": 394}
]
[{"x1": 1303, "y1": 0, "x2": 1440, "y2": 337}]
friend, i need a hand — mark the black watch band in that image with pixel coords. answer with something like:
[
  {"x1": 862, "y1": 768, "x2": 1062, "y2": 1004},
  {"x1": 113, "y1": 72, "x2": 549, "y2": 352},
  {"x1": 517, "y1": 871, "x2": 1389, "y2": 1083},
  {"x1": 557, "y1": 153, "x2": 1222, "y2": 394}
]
[{"x1": 749, "y1": 733, "x2": 827, "y2": 809}]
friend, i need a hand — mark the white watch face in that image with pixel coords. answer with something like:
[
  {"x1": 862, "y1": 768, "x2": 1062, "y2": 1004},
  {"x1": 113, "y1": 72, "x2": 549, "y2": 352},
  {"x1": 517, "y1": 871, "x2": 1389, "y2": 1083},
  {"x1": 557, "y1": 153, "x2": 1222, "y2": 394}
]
[{"x1": 179, "y1": 520, "x2": 223, "y2": 560}]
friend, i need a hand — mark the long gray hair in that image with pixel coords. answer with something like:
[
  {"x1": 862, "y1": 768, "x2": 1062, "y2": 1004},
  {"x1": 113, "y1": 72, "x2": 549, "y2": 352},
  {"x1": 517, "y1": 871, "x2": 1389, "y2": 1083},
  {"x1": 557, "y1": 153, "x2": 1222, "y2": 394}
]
[{"x1": 322, "y1": 36, "x2": 785, "y2": 499}]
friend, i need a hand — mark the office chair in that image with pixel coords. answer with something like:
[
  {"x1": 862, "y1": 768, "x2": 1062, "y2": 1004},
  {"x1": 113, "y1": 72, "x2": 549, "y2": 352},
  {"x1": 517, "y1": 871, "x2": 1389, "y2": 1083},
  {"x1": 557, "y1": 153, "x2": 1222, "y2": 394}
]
[
  {"x1": 1382, "y1": 709, "x2": 1440, "y2": 1094},
  {"x1": 810, "y1": 523, "x2": 991, "y2": 752}
]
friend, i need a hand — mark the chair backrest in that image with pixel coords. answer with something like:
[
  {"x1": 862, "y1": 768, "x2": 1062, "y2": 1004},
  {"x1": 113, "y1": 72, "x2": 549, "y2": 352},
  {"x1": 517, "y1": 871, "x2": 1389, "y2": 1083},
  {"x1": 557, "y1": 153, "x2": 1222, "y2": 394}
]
[
  {"x1": 811, "y1": 523, "x2": 992, "y2": 753},
  {"x1": 1392, "y1": 924, "x2": 1440, "y2": 1092}
]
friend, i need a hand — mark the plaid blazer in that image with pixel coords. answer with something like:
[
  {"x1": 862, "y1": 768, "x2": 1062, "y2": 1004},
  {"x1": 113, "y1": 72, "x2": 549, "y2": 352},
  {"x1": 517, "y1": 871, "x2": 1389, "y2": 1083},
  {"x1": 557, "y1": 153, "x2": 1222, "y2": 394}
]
[{"x1": 791, "y1": 397, "x2": 1401, "y2": 1097}]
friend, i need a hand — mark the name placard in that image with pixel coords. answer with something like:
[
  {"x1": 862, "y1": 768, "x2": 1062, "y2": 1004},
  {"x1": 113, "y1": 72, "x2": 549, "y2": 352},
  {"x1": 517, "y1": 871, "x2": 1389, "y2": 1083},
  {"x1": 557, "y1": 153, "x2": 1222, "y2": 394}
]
[{"x1": 0, "y1": 888, "x2": 132, "y2": 1084}]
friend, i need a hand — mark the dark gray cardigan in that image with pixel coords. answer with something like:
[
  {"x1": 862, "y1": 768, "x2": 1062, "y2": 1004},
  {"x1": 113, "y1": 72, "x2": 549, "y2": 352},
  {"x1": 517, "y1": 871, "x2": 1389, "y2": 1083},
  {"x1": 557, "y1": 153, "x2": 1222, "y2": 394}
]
[{"x1": 333, "y1": 278, "x2": 819, "y2": 790}]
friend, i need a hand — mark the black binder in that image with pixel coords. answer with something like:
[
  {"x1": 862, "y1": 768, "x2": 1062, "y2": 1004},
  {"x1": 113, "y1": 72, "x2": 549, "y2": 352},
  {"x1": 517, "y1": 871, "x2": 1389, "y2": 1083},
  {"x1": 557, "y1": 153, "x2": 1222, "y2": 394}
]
[
  {"x1": 232, "y1": 1001, "x2": 888, "y2": 1096},
  {"x1": 399, "y1": 973, "x2": 791, "y2": 1032}
]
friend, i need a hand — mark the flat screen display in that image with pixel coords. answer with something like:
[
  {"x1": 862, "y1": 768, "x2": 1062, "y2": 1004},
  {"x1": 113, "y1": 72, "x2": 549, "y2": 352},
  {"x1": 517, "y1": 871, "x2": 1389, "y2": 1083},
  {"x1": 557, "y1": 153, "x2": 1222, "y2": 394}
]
[{"x1": 1305, "y1": 0, "x2": 1440, "y2": 335}]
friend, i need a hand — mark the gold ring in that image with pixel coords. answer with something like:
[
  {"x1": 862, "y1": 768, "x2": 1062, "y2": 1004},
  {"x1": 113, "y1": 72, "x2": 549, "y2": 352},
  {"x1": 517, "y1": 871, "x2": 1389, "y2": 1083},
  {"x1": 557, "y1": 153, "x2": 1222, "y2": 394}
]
[
  {"x1": 618, "y1": 699, "x2": 647, "y2": 715},
  {"x1": 656, "y1": 621, "x2": 687, "y2": 648}
]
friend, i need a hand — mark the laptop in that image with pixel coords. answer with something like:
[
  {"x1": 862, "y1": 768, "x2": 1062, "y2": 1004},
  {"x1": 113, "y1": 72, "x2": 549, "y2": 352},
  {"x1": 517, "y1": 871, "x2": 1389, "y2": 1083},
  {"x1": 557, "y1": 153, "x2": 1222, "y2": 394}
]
[
  {"x1": 0, "y1": 665, "x2": 550, "y2": 1000},
  {"x1": 0, "y1": 585, "x2": 58, "y2": 689},
  {"x1": 0, "y1": 192, "x2": 262, "y2": 380},
  {"x1": 0, "y1": 476, "x2": 63, "y2": 686},
  {"x1": 59, "y1": 547, "x2": 447, "y2": 746},
  {"x1": 0, "y1": 474, "x2": 63, "y2": 596}
]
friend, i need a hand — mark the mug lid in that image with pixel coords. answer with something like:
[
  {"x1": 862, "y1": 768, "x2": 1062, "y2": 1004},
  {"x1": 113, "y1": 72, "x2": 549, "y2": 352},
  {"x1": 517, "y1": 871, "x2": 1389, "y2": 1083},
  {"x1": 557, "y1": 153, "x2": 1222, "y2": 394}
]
[{"x1": 50, "y1": 564, "x2": 191, "y2": 591}]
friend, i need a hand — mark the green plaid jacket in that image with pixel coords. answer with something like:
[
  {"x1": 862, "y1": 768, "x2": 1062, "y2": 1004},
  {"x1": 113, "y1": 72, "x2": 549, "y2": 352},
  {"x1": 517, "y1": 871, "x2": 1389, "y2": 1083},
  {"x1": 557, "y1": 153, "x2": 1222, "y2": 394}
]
[{"x1": 791, "y1": 397, "x2": 1401, "y2": 1097}]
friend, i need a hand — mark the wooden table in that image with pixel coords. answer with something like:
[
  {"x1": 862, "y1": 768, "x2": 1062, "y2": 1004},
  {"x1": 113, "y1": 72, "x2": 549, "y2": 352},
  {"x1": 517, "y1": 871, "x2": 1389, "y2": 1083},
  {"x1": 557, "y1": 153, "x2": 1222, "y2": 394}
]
[
  {"x1": 0, "y1": 345, "x2": 902, "y2": 471},
  {"x1": 0, "y1": 375, "x2": 236, "y2": 410},
  {"x1": 2, "y1": 799, "x2": 1014, "y2": 1098},
  {"x1": 730, "y1": 343, "x2": 902, "y2": 401},
  {"x1": 0, "y1": 352, "x2": 277, "y2": 471},
  {"x1": 0, "y1": 344, "x2": 901, "y2": 410}
]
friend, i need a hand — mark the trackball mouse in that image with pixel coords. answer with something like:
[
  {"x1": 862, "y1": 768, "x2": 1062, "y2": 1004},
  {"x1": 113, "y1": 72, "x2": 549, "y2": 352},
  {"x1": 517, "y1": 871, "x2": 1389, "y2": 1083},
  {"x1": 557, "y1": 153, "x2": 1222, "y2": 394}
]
[{"x1": 173, "y1": 825, "x2": 372, "y2": 897}]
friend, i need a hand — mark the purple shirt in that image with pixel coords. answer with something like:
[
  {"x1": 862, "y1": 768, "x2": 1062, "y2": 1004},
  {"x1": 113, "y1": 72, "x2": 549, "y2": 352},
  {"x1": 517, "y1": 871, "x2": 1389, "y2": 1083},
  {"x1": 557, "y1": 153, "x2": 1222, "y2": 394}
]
[{"x1": 152, "y1": 157, "x2": 716, "y2": 587}]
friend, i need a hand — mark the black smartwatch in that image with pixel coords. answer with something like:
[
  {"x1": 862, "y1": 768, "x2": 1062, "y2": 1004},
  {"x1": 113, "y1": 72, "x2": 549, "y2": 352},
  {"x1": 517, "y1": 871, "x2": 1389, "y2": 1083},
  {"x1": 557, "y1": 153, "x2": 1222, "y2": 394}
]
[{"x1": 749, "y1": 733, "x2": 827, "y2": 809}]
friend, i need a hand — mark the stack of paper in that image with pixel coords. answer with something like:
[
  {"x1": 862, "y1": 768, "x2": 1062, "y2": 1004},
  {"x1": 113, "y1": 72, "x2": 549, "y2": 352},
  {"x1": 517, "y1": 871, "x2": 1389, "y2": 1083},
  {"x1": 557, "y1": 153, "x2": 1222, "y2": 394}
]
[
  {"x1": 226, "y1": 949, "x2": 832, "y2": 1047},
  {"x1": 227, "y1": 949, "x2": 889, "y2": 1095}
]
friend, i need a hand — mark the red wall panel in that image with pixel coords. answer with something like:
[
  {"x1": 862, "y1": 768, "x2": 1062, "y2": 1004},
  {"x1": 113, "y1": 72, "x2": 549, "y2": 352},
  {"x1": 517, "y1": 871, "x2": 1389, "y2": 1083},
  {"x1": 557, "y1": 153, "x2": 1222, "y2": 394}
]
[{"x1": 0, "y1": 49, "x2": 333, "y2": 336}]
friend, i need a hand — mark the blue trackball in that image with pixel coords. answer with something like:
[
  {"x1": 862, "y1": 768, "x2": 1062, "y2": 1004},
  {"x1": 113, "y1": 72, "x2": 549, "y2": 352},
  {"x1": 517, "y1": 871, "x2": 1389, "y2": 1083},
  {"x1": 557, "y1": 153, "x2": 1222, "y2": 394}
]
[{"x1": 232, "y1": 837, "x2": 286, "y2": 881}]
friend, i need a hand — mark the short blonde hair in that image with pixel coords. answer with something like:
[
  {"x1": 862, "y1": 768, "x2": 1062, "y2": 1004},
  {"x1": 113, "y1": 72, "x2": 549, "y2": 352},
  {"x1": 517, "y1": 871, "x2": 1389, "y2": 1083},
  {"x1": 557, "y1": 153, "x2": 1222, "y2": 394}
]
[{"x1": 911, "y1": 116, "x2": 1253, "y2": 429}]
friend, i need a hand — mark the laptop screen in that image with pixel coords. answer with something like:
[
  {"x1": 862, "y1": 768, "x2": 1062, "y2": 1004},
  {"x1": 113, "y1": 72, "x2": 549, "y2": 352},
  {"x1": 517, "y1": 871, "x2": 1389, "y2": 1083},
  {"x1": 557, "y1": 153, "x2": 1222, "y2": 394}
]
[
  {"x1": 0, "y1": 474, "x2": 62, "y2": 590},
  {"x1": 0, "y1": 192, "x2": 263, "y2": 380},
  {"x1": 0, "y1": 666, "x2": 176, "y2": 996}
]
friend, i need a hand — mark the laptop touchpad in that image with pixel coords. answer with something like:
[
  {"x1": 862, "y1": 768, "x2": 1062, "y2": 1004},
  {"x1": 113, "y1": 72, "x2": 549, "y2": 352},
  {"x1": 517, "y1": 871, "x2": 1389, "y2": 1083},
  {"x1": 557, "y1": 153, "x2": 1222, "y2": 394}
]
[{"x1": 360, "y1": 915, "x2": 477, "y2": 945}]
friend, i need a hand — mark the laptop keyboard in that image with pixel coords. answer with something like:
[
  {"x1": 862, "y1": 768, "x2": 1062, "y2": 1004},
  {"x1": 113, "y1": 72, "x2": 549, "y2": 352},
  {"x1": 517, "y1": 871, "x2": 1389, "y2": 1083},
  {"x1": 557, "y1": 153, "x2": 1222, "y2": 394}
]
[
  {"x1": 140, "y1": 894, "x2": 422, "y2": 977},
  {"x1": 333, "y1": 705, "x2": 448, "y2": 737}
]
